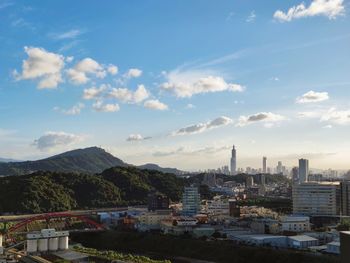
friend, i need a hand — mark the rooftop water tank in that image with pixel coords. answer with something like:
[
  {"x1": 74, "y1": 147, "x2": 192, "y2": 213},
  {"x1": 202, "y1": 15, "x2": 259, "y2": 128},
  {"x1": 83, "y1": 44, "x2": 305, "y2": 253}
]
[
  {"x1": 38, "y1": 238, "x2": 48, "y2": 252},
  {"x1": 58, "y1": 236, "x2": 69, "y2": 250},
  {"x1": 49, "y1": 237, "x2": 59, "y2": 251},
  {"x1": 27, "y1": 239, "x2": 38, "y2": 253}
]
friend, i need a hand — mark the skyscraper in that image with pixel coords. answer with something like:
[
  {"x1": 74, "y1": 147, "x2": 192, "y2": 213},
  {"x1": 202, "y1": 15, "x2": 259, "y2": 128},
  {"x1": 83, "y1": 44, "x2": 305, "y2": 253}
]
[
  {"x1": 299, "y1": 158, "x2": 309, "y2": 183},
  {"x1": 276, "y1": 161, "x2": 283, "y2": 174},
  {"x1": 230, "y1": 145, "x2": 236, "y2": 175},
  {"x1": 262, "y1": 156, "x2": 267, "y2": 173}
]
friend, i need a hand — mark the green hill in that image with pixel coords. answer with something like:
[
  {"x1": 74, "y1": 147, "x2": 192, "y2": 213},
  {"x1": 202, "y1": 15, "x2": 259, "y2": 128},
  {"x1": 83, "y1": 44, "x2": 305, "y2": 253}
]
[
  {"x1": 0, "y1": 147, "x2": 126, "y2": 176},
  {"x1": 0, "y1": 166, "x2": 184, "y2": 214}
]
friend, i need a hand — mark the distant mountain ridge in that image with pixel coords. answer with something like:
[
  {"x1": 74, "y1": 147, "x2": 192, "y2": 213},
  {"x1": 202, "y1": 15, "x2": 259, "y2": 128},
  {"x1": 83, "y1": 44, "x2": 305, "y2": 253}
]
[
  {"x1": 0, "y1": 158, "x2": 20, "y2": 163},
  {"x1": 137, "y1": 163, "x2": 184, "y2": 175},
  {"x1": 0, "y1": 147, "x2": 127, "y2": 176}
]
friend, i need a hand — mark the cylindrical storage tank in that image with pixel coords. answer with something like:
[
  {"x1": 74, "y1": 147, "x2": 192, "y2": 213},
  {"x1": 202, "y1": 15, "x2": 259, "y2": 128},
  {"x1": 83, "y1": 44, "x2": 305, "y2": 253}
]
[
  {"x1": 49, "y1": 238, "x2": 59, "y2": 251},
  {"x1": 58, "y1": 236, "x2": 69, "y2": 250},
  {"x1": 38, "y1": 238, "x2": 48, "y2": 252},
  {"x1": 27, "y1": 239, "x2": 38, "y2": 253}
]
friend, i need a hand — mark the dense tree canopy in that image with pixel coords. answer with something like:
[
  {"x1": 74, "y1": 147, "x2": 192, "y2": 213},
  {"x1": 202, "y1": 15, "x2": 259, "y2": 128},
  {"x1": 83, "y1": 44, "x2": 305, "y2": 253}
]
[{"x1": 0, "y1": 166, "x2": 184, "y2": 214}]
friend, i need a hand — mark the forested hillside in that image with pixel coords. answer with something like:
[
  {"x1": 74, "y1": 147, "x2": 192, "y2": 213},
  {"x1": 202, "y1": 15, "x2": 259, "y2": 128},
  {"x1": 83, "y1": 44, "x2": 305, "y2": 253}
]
[{"x1": 0, "y1": 166, "x2": 184, "y2": 214}]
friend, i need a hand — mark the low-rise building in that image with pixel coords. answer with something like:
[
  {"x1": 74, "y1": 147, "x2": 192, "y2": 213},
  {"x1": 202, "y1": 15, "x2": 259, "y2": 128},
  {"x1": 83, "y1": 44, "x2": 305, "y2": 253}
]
[
  {"x1": 280, "y1": 216, "x2": 310, "y2": 233},
  {"x1": 288, "y1": 235, "x2": 319, "y2": 249},
  {"x1": 136, "y1": 210, "x2": 172, "y2": 231},
  {"x1": 326, "y1": 241, "x2": 340, "y2": 254}
]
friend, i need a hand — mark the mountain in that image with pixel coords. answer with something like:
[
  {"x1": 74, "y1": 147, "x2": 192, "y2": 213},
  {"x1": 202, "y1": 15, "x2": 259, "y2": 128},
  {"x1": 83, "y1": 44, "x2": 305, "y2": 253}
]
[
  {"x1": 0, "y1": 147, "x2": 127, "y2": 176},
  {"x1": 0, "y1": 166, "x2": 185, "y2": 214},
  {"x1": 0, "y1": 158, "x2": 20, "y2": 163},
  {"x1": 138, "y1": 163, "x2": 184, "y2": 175}
]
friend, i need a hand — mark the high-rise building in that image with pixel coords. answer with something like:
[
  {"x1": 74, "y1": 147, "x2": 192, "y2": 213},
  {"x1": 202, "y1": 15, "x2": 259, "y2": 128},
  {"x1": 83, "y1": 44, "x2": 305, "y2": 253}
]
[
  {"x1": 340, "y1": 181, "x2": 350, "y2": 216},
  {"x1": 291, "y1": 167, "x2": 299, "y2": 184},
  {"x1": 293, "y1": 182, "x2": 340, "y2": 216},
  {"x1": 182, "y1": 187, "x2": 201, "y2": 216},
  {"x1": 230, "y1": 145, "x2": 236, "y2": 175},
  {"x1": 299, "y1": 158, "x2": 309, "y2": 183},
  {"x1": 276, "y1": 161, "x2": 283, "y2": 174},
  {"x1": 246, "y1": 176, "x2": 254, "y2": 187},
  {"x1": 262, "y1": 156, "x2": 267, "y2": 173}
]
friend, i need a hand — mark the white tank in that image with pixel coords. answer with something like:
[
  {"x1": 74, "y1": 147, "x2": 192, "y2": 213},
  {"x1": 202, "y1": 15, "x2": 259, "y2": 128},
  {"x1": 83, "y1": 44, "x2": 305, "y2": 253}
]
[
  {"x1": 49, "y1": 238, "x2": 59, "y2": 251},
  {"x1": 38, "y1": 238, "x2": 48, "y2": 252},
  {"x1": 27, "y1": 239, "x2": 38, "y2": 253},
  {"x1": 58, "y1": 236, "x2": 69, "y2": 250}
]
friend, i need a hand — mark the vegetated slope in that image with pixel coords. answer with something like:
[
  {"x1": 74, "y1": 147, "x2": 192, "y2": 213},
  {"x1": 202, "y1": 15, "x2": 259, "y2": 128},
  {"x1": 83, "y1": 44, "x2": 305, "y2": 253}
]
[
  {"x1": 0, "y1": 147, "x2": 126, "y2": 176},
  {"x1": 0, "y1": 166, "x2": 184, "y2": 214},
  {"x1": 137, "y1": 163, "x2": 184, "y2": 175}
]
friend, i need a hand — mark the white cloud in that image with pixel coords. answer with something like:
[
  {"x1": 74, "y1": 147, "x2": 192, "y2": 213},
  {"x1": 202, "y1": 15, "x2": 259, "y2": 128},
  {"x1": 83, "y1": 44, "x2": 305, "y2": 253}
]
[
  {"x1": 173, "y1": 116, "x2": 233, "y2": 136},
  {"x1": 161, "y1": 70, "x2": 245, "y2": 98},
  {"x1": 297, "y1": 111, "x2": 323, "y2": 119},
  {"x1": 144, "y1": 99, "x2": 168, "y2": 111},
  {"x1": 125, "y1": 68, "x2": 142, "y2": 78},
  {"x1": 153, "y1": 145, "x2": 230, "y2": 157},
  {"x1": 274, "y1": 0, "x2": 345, "y2": 22},
  {"x1": 83, "y1": 85, "x2": 107, "y2": 100},
  {"x1": 50, "y1": 29, "x2": 83, "y2": 40},
  {"x1": 237, "y1": 112, "x2": 286, "y2": 127},
  {"x1": 55, "y1": 103, "x2": 84, "y2": 115},
  {"x1": 66, "y1": 56, "x2": 74, "y2": 63},
  {"x1": 296, "y1": 90, "x2": 329, "y2": 103},
  {"x1": 107, "y1": 64, "x2": 118, "y2": 75},
  {"x1": 186, "y1": 103, "x2": 195, "y2": 109},
  {"x1": 321, "y1": 107, "x2": 350, "y2": 125},
  {"x1": 14, "y1": 46, "x2": 65, "y2": 89},
  {"x1": 246, "y1": 11, "x2": 256, "y2": 22},
  {"x1": 33, "y1": 131, "x2": 85, "y2": 151},
  {"x1": 67, "y1": 58, "x2": 106, "y2": 85},
  {"x1": 127, "y1": 134, "x2": 152, "y2": 141},
  {"x1": 109, "y1": 84, "x2": 149, "y2": 103},
  {"x1": 92, "y1": 100, "x2": 119, "y2": 112}
]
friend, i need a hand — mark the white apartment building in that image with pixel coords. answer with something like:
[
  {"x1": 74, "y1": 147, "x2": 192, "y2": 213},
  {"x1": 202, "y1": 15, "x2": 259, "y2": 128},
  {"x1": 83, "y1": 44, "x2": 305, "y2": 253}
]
[
  {"x1": 280, "y1": 216, "x2": 310, "y2": 232},
  {"x1": 293, "y1": 182, "x2": 340, "y2": 216}
]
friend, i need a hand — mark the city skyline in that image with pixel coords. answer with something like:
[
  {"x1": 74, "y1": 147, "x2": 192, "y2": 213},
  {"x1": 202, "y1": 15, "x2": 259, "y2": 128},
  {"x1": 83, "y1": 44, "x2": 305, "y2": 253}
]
[{"x1": 1, "y1": 1, "x2": 350, "y2": 171}]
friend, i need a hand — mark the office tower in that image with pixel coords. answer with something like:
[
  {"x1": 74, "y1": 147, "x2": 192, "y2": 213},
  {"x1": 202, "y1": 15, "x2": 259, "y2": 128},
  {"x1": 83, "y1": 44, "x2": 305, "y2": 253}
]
[
  {"x1": 230, "y1": 145, "x2": 236, "y2": 175},
  {"x1": 262, "y1": 156, "x2": 267, "y2": 173},
  {"x1": 276, "y1": 161, "x2": 283, "y2": 174},
  {"x1": 292, "y1": 182, "x2": 340, "y2": 216},
  {"x1": 299, "y1": 158, "x2": 309, "y2": 183},
  {"x1": 291, "y1": 167, "x2": 299, "y2": 184},
  {"x1": 148, "y1": 192, "x2": 170, "y2": 211},
  {"x1": 182, "y1": 186, "x2": 201, "y2": 216},
  {"x1": 340, "y1": 181, "x2": 350, "y2": 216}
]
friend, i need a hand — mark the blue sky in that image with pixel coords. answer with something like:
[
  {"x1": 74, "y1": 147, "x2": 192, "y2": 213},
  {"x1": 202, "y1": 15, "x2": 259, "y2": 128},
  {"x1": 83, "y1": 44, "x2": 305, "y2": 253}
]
[{"x1": 1, "y1": 0, "x2": 350, "y2": 171}]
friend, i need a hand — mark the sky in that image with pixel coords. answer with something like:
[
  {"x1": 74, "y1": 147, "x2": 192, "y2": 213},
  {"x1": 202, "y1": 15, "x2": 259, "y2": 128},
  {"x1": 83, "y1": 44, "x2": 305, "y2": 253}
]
[{"x1": 1, "y1": 0, "x2": 350, "y2": 171}]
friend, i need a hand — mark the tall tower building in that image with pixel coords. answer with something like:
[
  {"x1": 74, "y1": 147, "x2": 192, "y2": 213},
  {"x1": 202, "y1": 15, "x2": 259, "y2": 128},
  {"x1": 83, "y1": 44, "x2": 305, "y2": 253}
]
[
  {"x1": 230, "y1": 145, "x2": 236, "y2": 175},
  {"x1": 299, "y1": 158, "x2": 309, "y2": 183},
  {"x1": 277, "y1": 161, "x2": 283, "y2": 174},
  {"x1": 262, "y1": 156, "x2": 267, "y2": 173}
]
